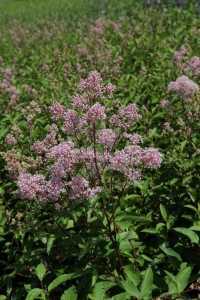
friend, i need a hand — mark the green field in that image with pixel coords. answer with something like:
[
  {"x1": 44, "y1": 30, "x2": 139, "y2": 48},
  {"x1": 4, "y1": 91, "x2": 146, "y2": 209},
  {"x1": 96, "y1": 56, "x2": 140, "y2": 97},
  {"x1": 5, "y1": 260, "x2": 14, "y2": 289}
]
[{"x1": 0, "y1": 0, "x2": 200, "y2": 299}]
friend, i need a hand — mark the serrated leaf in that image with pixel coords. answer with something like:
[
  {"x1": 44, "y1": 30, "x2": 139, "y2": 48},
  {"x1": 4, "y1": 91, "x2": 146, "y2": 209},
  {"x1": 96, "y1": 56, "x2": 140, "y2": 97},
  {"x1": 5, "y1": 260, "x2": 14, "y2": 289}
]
[
  {"x1": 35, "y1": 263, "x2": 46, "y2": 282},
  {"x1": 48, "y1": 273, "x2": 79, "y2": 293},
  {"x1": 61, "y1": 286, "x2": 77, "y2": 300},
  {"x1": 160, "y1": 244, "x2": 182, "y2": 262},
  {"x1": 140, "y1": 267, "x2": 154, "y2": 299},
  {"x1": 25, "y1": 288, "x2": 46, "y2": 300},
  {"x1": 174, "y1": 227, "x2": 199, "y2": 244}
]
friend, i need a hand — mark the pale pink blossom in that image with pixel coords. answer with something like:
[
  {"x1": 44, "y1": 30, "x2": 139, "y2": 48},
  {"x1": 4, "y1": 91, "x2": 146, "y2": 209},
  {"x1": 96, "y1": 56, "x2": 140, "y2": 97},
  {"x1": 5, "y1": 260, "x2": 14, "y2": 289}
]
[
  {"x1": 5, "y1": 134, "x2": 17, "y2": 145},
  {"x1": 86, "y1": 103, "x2": 106, "y2": 123},
  {"x1": 18, "y1": 173, "x2": 46, "y2": 200},
  {"x1": 184, "y1": 56, "x2": 200, "y2": 77},
  {"x1": 173, "y1": 46, "x2": 187, "y2": 65},
  {"x1": 69, "y1": 176, "x2": 101, "y2": 199},
  {"x1": 97, "y1": 129, "x2": 116, "y2": 148},
  {"x1": 142, "y1": 148, "x2": 162, "y2": 168},
  {"x1": 63, "y1": 110, "x2": 79, "y2": 133},
  {"x1": 79, "y1": 71, "x2": 103, "y2": 97},
  {"x1": 111, "y1": 104, "x2": 140, "y2": 129},
  {"x1": 160, "y1": 99, "x2": 170, "y2": 108},
  {"x1": 50, "y1": 102, "x2": 65, "y2": 120},
  {"x1": 124, "y1": 133, "x2": 142, "y2": 144},
  {"x1": 168, "y1": 75, "x2": 199, "y2": 99},
  {"x1": 72, "y1": 95, "x2": 89, "y2": 110}
]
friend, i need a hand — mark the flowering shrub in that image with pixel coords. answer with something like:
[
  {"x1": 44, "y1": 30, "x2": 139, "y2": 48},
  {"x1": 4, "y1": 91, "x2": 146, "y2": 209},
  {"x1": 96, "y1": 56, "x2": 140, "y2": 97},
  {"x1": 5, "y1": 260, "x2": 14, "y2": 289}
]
[
  {"x1": 0, "y1": 1, "x2": 200, "y2": 299},
  {"x1": 17, "y1": 71, "x2": 161, "y2": 205}
]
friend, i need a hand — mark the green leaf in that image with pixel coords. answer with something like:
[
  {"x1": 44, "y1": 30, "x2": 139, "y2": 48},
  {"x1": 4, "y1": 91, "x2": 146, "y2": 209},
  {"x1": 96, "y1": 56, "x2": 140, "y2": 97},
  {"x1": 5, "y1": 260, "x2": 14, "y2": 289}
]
[
  {"x1": 174, "y1": 227, "x2": 199, "y2": 244},
  {"x1": 35, "y1": 263, "x2": 46, "y2": 282},
  {"x1": 124, "y1": 265, "x2": 140, "y2": 286},
  {"x1": 121, "y1": 279, "x2": 140, "y2": 298},
  {"x1": 160, "y1": 204, "x2": 168, "y2": 222},
  {"x1": 92, "y1": 281, "x2": 115, "y2": 300},
  {"x1": 160, "y1": 243, "x2": 182, "y2": 262},
  {"x1": 48, "y1": 273, "x2": 79, "y2": 293},
  {"x1": 140, "y1": 267, "x2": 154, "y2": 299},
  {"x1": 190, "y1": 225, "x2": 200, "y2": 231},
  {"x1": 110, "y1": 292, "x2": 130, "y2": 299},
  {"x1": 25, "y1": 288, "x2": 46, "y2": 300},
  {"x1": 61, "y1": 286, "x2": 77, "y2": 300},
  {"x1": 47, "y1": 235, "x2": 55, "y2": 255},
  {"x1": 0, "y1": 296, "x2": 6, "y2": 300},
  {"x1": 176, "y1": 266, "x2": 192, "y2": 293},
  {"x1": 165, "y1": 271, "x2": 178, "y2": 295}
]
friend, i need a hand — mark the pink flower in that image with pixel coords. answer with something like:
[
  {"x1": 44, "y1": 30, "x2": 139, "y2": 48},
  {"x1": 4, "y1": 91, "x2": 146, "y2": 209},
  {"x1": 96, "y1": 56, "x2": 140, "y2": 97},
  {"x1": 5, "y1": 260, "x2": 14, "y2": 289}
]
[
  {"x1": 90, "y1": 19, "x2": 105, "y2": 35},
  {"x1": 69, "y1": 176, "x2": 101, "y2": 199},
  {"x1": 104, "y1": 83, "x2": 116, "y2": 96},
  {"x1": 18, "y1": 173, "x2": 46, "y2": 200},
  {"x1": 168, "y1": 75, "x2": 199, "y2": 99},
  {"x1": 124, "y1": 133, "x2": 142, "y2": 144},
  {"x1": 63, "y1": 110, "x2": 79, "y2": 133},
  {"x1": 32, "y1": 141, "x2": 47, "y2": 155},
  {"x1": 79, "y1": 71, "x2": 103, "y2": 97},
  {"x1": 48, "y1": 142, "x2": 77, "y2": 173},
  {"x1": 142, "y1": 148, "x2": 162, "y2": 168},
  {"x1": 97, "y1": 129, "x2": 116, "y2": 148},
  {"x1": 160, "y1": 99, "x2": 170, "y2": 108},
  {"x1": 86, "y1": 103, "x2": 106, "y2": 123},
  {"x1": 119, "y1": 104, "x2": 140, "y2": 121},
  {"x1": 50, "y1": 102, "x2": 65, "y2": 120},
  {"x1": 48, "y1": 142, "x2": 74, "y2": 160},
  {"x1": 51, "y1": 161, "x2": 66, "y2": 177},
  {"x1": 184, "y1": 56, "x2": 200, "y2": 77},
  {"x1": 72, "y1": 95, "x2": 89, "y2": 110},
  {"x1": 111, "y1": 104, "x2": 141, "y2": 129},
  {"x1": 46, "y1": 177, "x2": 63, "y2": 201},
  {"x1": 110, "y1": 145, "x2": 143, "y2": 180},
  {"x1": 5, "y1": 134, "x2": 17, "y2": 145},
  {"x1": 173, "y1": 46, "x2": 187, "y2": 65}
]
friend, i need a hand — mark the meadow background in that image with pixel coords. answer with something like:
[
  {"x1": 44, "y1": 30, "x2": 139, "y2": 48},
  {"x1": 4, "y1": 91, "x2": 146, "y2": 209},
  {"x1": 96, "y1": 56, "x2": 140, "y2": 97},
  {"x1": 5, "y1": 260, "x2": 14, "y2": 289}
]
[{"x1": 0, "y1": 0, "x2": 199, "y2": 299}]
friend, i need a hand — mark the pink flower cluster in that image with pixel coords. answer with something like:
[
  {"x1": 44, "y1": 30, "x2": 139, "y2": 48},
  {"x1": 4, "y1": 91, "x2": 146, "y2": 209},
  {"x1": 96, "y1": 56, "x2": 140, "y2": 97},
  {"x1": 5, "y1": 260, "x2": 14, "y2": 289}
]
[
  {"x1": 69, "y1": 176, "x2": 101, "y2": 200},
  {"x1": 110, "y1": 104, "x2": 141, "y2": 129},
  {"x1": 79, "y1": 70, "x2": 115, "y2": 98},
  {"x1": 18, "y1": 173, "x2": 46, "y2": 200},
  {"x1": 17, "y1": 71, "x2": 162, "y2": 204},
  {"x1": 184, "y1": 56, "x2": 200, "y2": 77},
  {"x1": 0, "y1": 67, "x2": 20, "y2": 108},
  {"x1": 18, "y1": 173, "x2": 63, "y2": 201},
  {"x1": 168, "y1": 75, "x2": 199, "y2": 99},
  {"x1": 97, "y1": 129, "x2": 116, "y2": 149},
  {"x1": 32, "y1": 125, "x2": 58, "y2": 155},
  {"x1": 110, "y1": 146, "x2": 161, "y2": 180},
  {"x1": 5, "y1": 134, "x2": 17, "y2": 146},
  {"x1": 86, "y1": 103, "x2": 106, "y2": 123},
  {"x1": 160, "y1": 99, "x2": 170, "y2": 108},
  {"x1": 50, "y1": 102, "x2": 65, "y2": 120},
  {"x1": 173, "y1": 46, "x2": 187, "y2": 66}
]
